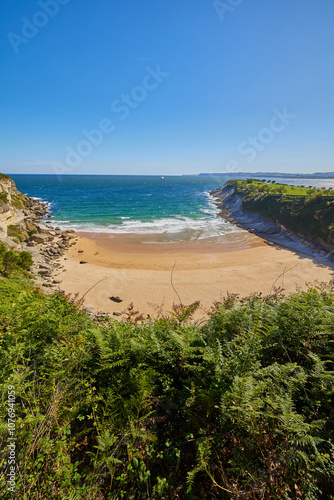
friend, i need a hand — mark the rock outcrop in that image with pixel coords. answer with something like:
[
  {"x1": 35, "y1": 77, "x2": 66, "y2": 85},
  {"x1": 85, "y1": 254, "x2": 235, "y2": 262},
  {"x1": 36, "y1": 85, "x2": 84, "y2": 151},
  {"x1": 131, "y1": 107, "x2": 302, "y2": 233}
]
[
  {"x1": 0, "y1": 173, "x2": 121, "y2": 320},
  {"x1": 0, "y1": 173, "x2": 48, "y2": 238},
  {"x1": 210, "y1": 183, "x2": 334, "y2": 261},
  {"x1": 0, "y1": 174, "x2": 22, "y2": 236},
  {"x1": 0, "y1": 173, "x2": 74, "y2": 288}
]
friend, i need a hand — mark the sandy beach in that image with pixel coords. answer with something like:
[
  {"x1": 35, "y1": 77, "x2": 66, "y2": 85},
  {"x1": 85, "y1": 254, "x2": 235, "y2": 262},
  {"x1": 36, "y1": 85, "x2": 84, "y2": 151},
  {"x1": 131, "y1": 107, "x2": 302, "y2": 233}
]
[{"x1": 50, "y1": 231, "x2": 334, "y2": 321}]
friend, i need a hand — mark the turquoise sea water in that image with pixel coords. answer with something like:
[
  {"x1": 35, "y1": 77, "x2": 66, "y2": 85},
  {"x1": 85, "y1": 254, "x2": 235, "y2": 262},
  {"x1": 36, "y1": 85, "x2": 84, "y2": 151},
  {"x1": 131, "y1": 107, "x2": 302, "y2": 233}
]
[{"x1": 10, "y1": 175, "x2": 334, "y2": 242}]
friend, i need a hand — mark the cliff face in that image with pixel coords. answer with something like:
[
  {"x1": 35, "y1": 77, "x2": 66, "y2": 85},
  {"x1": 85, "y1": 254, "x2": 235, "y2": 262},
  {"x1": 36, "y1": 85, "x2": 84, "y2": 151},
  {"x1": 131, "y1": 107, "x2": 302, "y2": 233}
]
[
  {"x1": 210, "y1": 183, "x2": 334, "y2": 260},
  {"x1": 0, "y1": 173, "x2": 78, "y2": 290},
  {"x1": 0, "y1": 174, "x2": 23, "y2": 236},
  {"x1": 0, "y1": 173, "x2": 48, "y2": 238},
  {"x1": 241, "y1": 191, "x2": 334, "y2": 254}
]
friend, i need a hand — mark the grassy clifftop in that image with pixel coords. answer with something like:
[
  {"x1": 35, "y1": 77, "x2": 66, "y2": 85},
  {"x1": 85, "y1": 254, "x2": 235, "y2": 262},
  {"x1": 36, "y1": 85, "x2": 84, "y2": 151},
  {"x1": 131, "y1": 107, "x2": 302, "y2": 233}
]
[
  {"x1": 1, "y1": 272, "x2": 334, "y2": 499},
  {"x1": 227, "y1": 179, "x2": 334, "y2": 253}
]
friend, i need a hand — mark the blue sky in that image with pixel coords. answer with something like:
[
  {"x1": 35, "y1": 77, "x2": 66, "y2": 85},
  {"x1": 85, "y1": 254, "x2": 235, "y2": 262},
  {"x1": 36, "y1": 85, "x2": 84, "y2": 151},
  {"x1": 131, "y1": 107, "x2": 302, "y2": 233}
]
[{"x1": 1, "y1": 0, "x2": 334, "y2": 175}]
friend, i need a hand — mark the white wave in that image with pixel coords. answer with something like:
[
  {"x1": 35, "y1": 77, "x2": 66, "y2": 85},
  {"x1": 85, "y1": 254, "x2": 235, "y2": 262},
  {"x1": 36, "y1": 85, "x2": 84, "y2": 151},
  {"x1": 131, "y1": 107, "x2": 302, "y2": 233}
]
[
  {"x1": 199, "y1": 207, "x2": 218, "y2": 216},
  {"x1": 49, "y1": 189, "x2": 244, "y2": 240},
  {"x1": 53, "y1": 215, "x2": 245, "y2": 240},
  {"x1": 204, "y1": 191, "x2": 221, "y2": 211},
  {"x1": 31, "y1": 196, "x2": 51, "y2": 206}
]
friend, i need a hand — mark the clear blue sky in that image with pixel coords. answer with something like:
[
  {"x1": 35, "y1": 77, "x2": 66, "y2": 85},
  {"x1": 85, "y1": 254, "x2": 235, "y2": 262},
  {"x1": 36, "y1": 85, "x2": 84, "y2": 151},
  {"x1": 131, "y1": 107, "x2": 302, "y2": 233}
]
[{"x1": 1, "y1": 0, "x2": 334, "y2": 175}]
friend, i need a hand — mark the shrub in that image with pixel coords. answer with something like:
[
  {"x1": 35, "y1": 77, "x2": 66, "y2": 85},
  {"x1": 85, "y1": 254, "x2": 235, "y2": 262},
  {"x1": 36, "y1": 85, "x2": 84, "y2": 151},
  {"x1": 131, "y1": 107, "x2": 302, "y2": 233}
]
[
  {"x1": 0, "y1": 246, "x2": 33, "y2": 276},
  {"x1": 0, "y1": 242, "x2": 6, "y2": 256},
  {"x1": 306, "y1": 192, "x2": 323, "y2": 203},
  {"x1": 1, "y1": 250, "x2": 18, "y2": 275},
  {"x1": 0, "y1": 278, "x2": 333, "y2": 499},
  {"x1": 17, "y1": 251, "x2": 33, "y2": 270}
]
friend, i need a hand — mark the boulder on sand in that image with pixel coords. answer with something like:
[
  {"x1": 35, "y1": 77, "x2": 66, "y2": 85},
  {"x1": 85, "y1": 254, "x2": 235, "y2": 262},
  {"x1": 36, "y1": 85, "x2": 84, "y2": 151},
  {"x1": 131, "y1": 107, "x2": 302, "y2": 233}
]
[{"x1": 109, "y1": 296, "x2": 123, "y2": 303}]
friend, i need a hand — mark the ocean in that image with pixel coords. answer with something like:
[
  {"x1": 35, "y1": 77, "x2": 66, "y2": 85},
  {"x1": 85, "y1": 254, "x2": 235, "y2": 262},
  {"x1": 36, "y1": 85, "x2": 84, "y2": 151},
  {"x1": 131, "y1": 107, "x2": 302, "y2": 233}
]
[{"x1": 10, "y1": 174, "x2": 334, "y2": 242}]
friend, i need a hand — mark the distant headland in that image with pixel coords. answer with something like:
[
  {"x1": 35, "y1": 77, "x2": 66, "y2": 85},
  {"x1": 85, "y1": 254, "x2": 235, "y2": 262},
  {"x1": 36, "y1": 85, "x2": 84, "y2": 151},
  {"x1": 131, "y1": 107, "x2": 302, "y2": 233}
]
[{"x1": 198, "y1": 171, "x2": 334, "y2": 179}]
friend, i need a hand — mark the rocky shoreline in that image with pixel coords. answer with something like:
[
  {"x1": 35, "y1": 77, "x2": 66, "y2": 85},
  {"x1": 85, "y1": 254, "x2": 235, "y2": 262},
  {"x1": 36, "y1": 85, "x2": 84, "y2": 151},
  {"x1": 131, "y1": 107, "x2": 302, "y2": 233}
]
[
  {"x1": 210, "y1": 183, "x2": 334, "y2": 263},
  {"x1": 0, "y1": 174, "x2": 121, "y2": 320},
  {"x1": 0, "y1": 175, "x2": 74, "y2": 286}
]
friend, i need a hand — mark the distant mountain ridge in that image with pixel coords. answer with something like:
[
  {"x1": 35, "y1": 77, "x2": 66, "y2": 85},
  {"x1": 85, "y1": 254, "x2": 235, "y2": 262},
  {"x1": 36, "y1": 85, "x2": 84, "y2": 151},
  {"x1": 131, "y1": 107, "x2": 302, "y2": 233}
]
[{"x1": 198, "y1": 171, "x2": 334, "y2": 179}]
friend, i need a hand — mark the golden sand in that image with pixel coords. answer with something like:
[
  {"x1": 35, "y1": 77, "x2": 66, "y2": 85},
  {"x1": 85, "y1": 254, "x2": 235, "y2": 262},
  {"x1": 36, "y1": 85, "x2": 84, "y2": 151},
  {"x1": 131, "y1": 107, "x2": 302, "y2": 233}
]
[{"x1": 52, "y1": 231, "x2": 334, "y2": 320}]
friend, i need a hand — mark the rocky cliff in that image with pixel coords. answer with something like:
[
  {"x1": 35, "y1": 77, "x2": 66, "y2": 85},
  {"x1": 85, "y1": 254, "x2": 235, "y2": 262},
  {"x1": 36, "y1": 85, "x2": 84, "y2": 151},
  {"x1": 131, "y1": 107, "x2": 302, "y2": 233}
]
[
  {"x1": 210, "y1": 183, "x2": 334, "y2": 261},
  {"x1": 0, "y1": 173, "x2": 78, "y2": 288},
  {"x1": 0, "y1": 173, "x2": 49, "y2": 238},
  {"x1": 0, "y1": 174, "x2": 23, "y2": 236}
]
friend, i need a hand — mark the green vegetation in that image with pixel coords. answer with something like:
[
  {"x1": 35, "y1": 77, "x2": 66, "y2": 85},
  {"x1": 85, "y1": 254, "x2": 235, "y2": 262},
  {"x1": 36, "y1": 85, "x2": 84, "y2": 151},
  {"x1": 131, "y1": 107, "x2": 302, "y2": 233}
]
[
  {"x1": 227, "y1": 180, "x2": 334, "y2": 252},
  {"x1": 0, "y1": 173, "x2": 10, "y2": 182},
  {"x1": 0, "y1": 243, "x2": 33, "y2": 276},
  {"x1": 7, "y1": 225, "x2": 29, "y2": 244},
  {"x1": 229, "y1": 179, "x2": 334, "y2": 197},
  {"x1": 11, "y1": 193, "x2": 27, "y2": 210},
  {"x1": 0, "y1": 193, "x2": 9, "y2": 204},
  {"x1": 1, "y1": 272, "x2": 334, "y2": 499}
]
